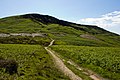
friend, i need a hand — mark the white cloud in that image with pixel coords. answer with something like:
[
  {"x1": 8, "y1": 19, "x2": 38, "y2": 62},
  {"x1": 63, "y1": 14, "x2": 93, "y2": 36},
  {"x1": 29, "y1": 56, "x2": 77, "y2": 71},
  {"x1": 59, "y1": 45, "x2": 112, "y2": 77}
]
[
  {"x1": 77, "y1": 11, "x2": 120, "y2": 28},
  {"x1": 76, "y1": 11, "x2": 120, "y2": 34}
]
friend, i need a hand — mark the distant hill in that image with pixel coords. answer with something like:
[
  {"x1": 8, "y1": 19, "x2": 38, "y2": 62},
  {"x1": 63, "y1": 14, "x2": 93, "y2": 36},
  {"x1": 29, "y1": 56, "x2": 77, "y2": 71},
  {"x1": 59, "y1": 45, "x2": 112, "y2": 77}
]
[{"x1": 0, "y1": 13, "x2": 120, "y2": 46}]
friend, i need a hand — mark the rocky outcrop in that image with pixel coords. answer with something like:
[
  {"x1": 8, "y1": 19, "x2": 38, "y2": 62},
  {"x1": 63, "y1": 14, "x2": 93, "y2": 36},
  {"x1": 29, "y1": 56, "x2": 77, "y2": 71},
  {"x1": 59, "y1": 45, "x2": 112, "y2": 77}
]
[{"x1": 0, "y1": 33, "x2": 47, "y2": 37}]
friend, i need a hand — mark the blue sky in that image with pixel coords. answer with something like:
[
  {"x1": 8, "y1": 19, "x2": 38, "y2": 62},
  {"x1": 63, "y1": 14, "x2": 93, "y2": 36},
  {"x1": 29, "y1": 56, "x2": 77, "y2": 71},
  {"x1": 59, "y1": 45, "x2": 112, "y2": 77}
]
[{"x1": 0, "y1": 0, "x2": 120, "y2": 34}]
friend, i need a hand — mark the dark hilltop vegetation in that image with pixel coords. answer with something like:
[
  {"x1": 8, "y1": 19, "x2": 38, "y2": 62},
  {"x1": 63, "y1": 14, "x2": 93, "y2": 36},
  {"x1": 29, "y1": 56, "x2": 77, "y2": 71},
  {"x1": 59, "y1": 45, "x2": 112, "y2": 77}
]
[{"x1": 0, "y1": 13, "x2": 120, "y2": 80}]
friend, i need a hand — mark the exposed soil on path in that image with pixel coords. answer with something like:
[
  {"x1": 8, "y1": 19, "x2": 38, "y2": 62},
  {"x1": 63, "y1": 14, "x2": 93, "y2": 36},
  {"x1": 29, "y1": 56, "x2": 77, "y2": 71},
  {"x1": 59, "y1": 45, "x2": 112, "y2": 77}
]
[
  {"x1": 66, "y1": 60, "x2": 105, "y2": 80},
  {"x1": 45, "y1": 40, "x2": 82, "y2": 80}
]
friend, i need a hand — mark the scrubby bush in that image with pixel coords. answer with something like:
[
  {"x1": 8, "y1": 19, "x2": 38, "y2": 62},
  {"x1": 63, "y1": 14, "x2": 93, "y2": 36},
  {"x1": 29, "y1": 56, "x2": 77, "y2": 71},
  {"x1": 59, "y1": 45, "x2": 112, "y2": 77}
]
[{"x1": 0, "y1": 58, "x2": 18, "y2": 75}]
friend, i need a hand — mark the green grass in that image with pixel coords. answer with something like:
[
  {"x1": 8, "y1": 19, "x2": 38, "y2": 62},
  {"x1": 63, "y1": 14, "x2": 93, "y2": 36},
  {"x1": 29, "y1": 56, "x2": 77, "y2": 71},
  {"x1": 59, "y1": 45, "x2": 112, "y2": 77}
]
[
  {"x1": 64, "y1": 61, "x2": 92, "y2": 80},
  {"x1": 1, "y1": 15, "x2": 120, "y2": 47},
  {"x1": 0, "y1": 13, "x2": 120, "y2": 80},
  {"x1": 51, "y1": 45, "x2": 120, "y2": 80},
  {"x1": 0, "y1": 36, "x2": 51, "y2": 46},
  {"x1": 0, "y1": 44, "x2": 69, "y2": 80},
  {"x1": 53, "y1": 35, "x2": 113, "y2": 46},
  {"x1": 0, "y1": 16, "x2": 45, "y2": 33}
]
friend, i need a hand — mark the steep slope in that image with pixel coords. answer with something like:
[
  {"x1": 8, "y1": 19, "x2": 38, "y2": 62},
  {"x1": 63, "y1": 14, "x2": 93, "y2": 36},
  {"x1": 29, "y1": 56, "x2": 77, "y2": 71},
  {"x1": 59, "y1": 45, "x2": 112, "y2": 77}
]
[{"x1": 0, "y1": 13, "x2": 120, "y2": 46}]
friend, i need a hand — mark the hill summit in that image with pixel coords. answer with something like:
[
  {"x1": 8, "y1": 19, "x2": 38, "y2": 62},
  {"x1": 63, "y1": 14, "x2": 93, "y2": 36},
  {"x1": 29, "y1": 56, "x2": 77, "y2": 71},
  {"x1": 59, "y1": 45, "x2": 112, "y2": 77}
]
[
  {"x1": 21, "y1": 13, "x2": 115, "y2": 35},
  {"x1": 0, "y1": 13, "x2": 120, "y2": 46}
]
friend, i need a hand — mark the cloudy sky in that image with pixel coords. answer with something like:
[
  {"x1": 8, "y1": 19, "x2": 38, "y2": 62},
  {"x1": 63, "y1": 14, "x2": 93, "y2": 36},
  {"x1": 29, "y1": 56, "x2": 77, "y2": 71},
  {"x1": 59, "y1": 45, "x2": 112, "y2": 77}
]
[
  {"x1": 77, "y1": 11, "x2": 120, "y2": 34},
  {"x1": 0, "y1": 0, "x2": 120, "y2": 34}
]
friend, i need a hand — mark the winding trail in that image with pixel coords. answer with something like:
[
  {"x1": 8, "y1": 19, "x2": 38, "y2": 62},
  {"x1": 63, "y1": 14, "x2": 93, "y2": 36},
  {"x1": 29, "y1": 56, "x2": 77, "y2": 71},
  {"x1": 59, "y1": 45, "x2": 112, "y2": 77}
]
[
  {"x1": 45, "y1": 40, "x2": 104, "y2": 80},
  {"x1": 44, "y1": 40, "x2": 82, "y2": 80}
]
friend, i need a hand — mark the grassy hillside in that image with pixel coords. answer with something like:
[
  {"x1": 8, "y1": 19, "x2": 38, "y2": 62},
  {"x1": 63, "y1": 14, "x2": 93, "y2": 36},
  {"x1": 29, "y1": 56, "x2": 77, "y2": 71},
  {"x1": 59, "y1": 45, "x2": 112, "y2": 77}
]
[
  {"x1": 0, "y1": 13, "x2": 120, "y2": 46},
  {"x1": 0, "y1": 13, "x2": 120, "y2": 80},
  {"x1": 0, "y1": 36, "x2": 51, "y2": 46}
]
